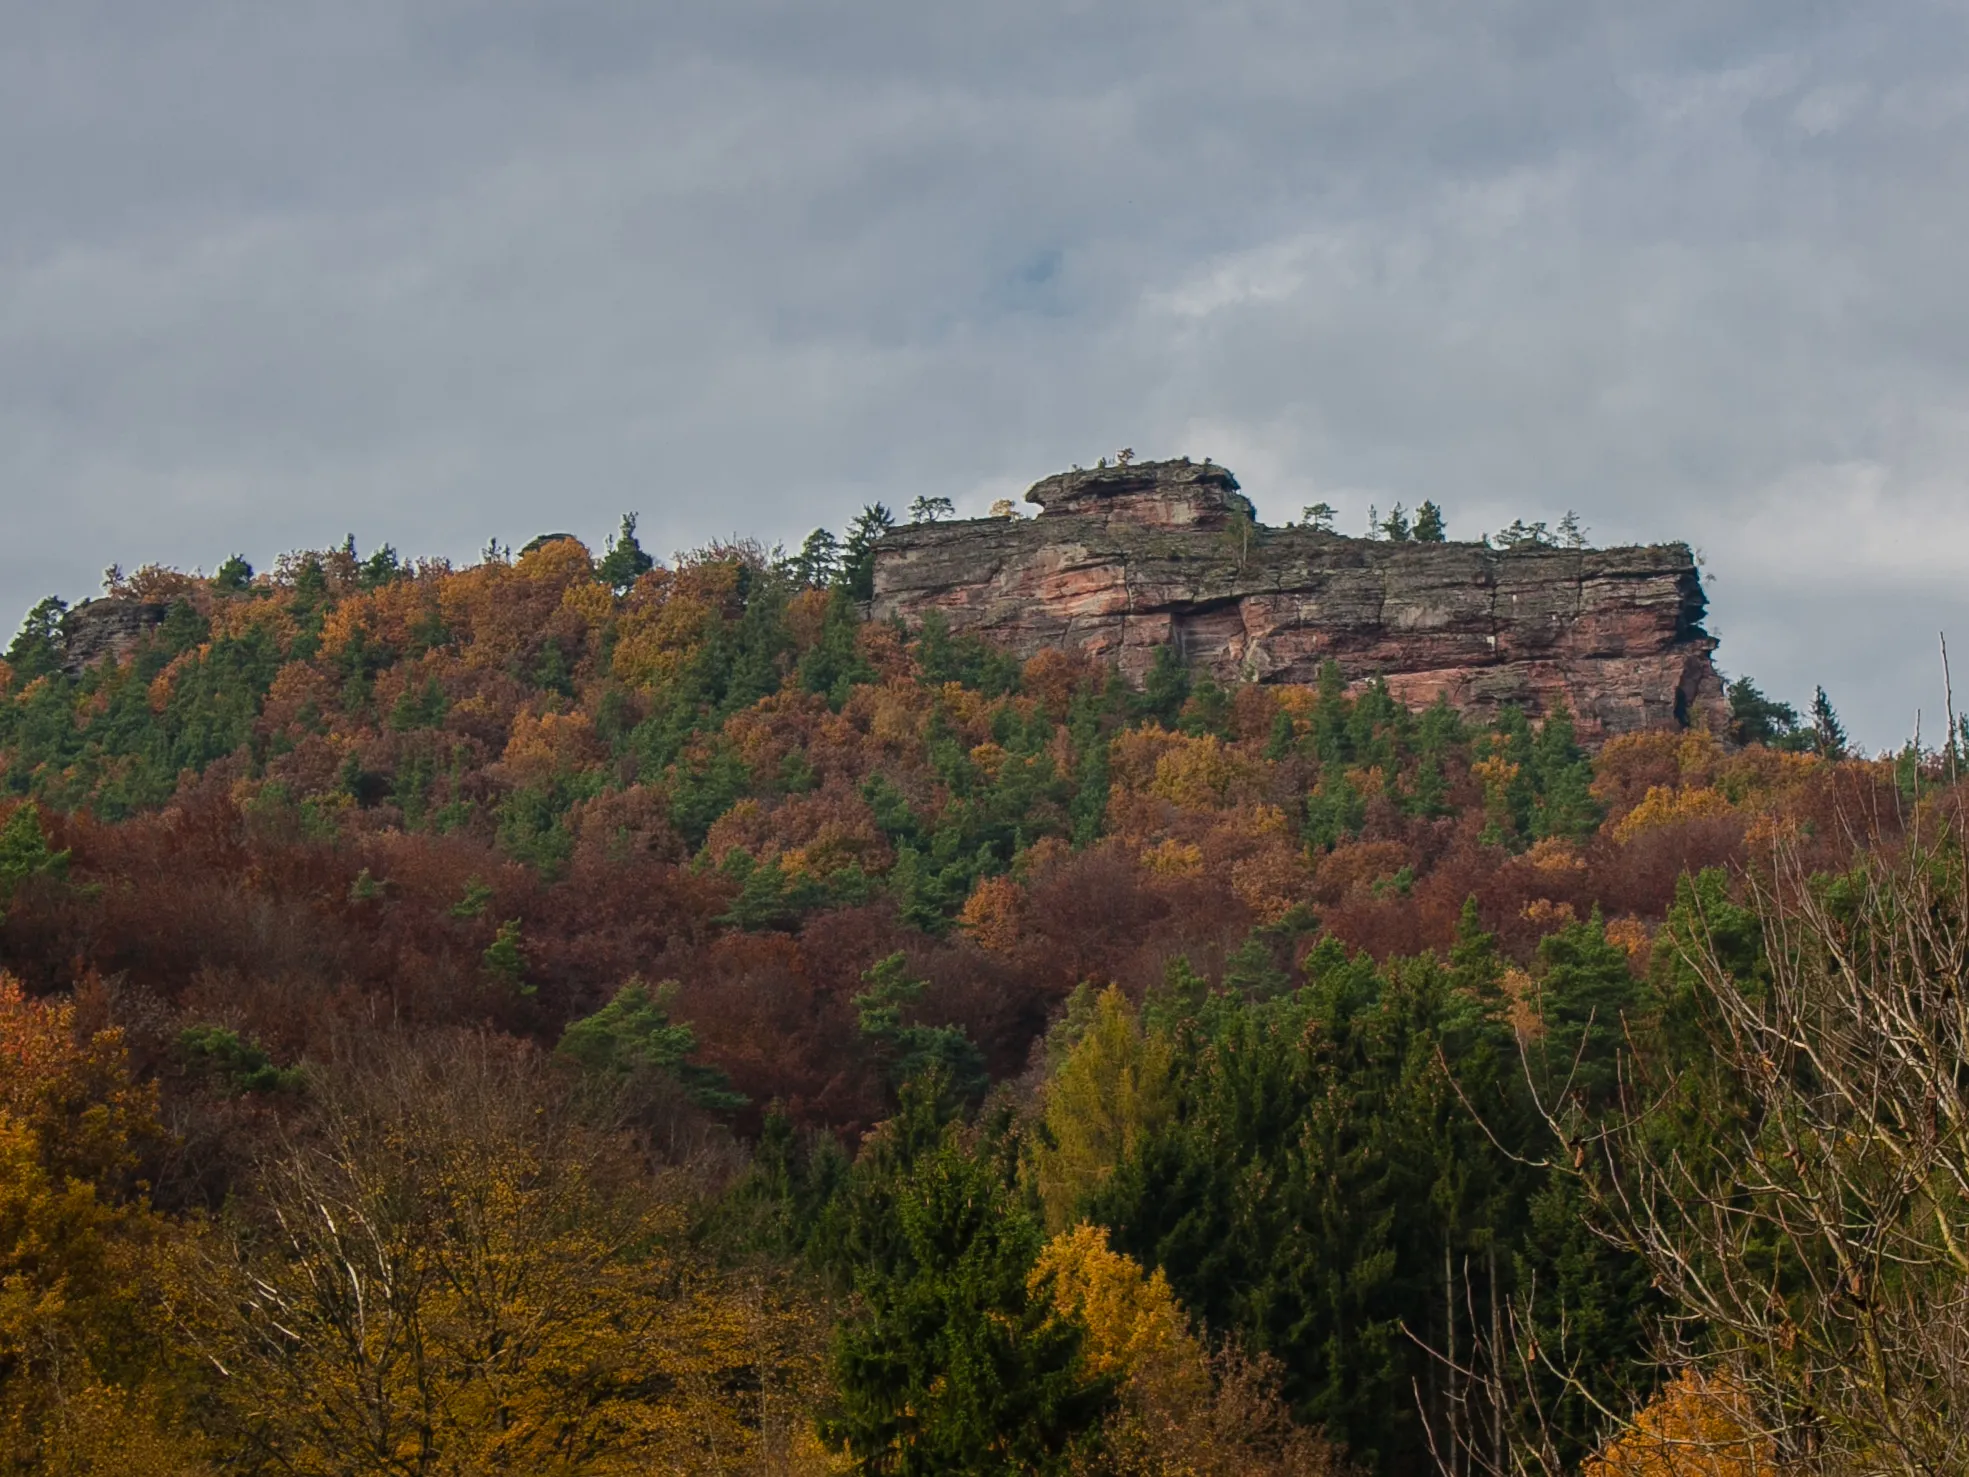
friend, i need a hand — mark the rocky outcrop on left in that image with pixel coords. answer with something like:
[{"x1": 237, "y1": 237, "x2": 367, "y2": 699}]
[{"x1": 58, "y1": 598, "x2": 168, "y2": 676}]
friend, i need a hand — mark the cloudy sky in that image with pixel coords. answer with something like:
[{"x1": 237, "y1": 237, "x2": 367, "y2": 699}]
[{"x1": 5, "y1": 1, "x2": 1967, "y2": 748}]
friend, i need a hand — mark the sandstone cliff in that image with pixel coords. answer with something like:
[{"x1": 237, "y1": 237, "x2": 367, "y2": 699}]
[
  {"x1": 872, "y1": 459, "x2": 1725, "y2": 739},
  {"x1": 58, "y1": 598, "x2": 167, "y2": 677}
]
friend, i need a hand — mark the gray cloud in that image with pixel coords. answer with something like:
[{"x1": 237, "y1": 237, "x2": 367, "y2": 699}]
[{"x1": 3, "y1": 0, "x2": 1966, "y2": 747}]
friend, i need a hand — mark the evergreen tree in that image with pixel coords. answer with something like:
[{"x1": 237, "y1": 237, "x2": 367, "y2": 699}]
[
  {"x1": 1531, "y1": 911, "x2": 1646, "y2": 1110},
  {"x1": 4, "y1": 596, "x2": 68, "y2": 684},
  {"x1": 1379, "y1": 503, "x2": 1413, "y2": 541},
  {"x1": 792, "y1": 527, "x2": 843, "y2": 588},
  {"x1": 1176, "y1": 674, "x2": 1232, "y2": 737},
  {"x1": 1138, "y1": 646, "x2": 1190, "y2": 728},
  {"x1": 1300, "y1": 501, "x2": 1338, "y2": 533},
  {"x1": 908, "y1": 495, "x2": 956, "y2": 524},
  {"x1": 855, "y1": 953, "x2": 988, "y2": 1104},
  {"x1": 357, "y1": 543, "x2": 403, "y2": 589},
  {"x1": 822, "y1": 1078, "x2": 1111, "y2": 1473},
  {"x1": 212, "y1": 554, "x2": 255, "y2": 593},
  {"x1": 1725, "y1": 676, "x2": 1801, "y2": 747},
  {"x1": 1412, "y1": 500, "x2": 1447, "y2": 542},
  {"x1": 1493, "y1": 519, "x2": 1554, "y2": 550},
  {"x1": 1809, "y1": 684, "x2": 1848, "y2": 758},
  {"x1": 1089, "y1": 941, "x2": 1542, "y2": 1470},
  {"x1": 842, "y1": 503, "x2": 896, "y2": 600},
  {"x1": 0, "y1": 801, "x2": 69, "y2": 924},
  {"x1": 1527, "y1": 702, "x2": 1602, "y2": 840},
  {"x1": 798, "y1": 587, "x2": 875, "y2": 706},
  {"x1": 597, "y1": 512, "x2": 655, "y2": 592},
  {"x1": 557, "y1": 977, "x2": 747, "y2": 1112}
]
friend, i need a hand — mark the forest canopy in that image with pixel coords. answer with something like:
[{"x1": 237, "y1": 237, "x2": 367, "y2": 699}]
[{"x1": 0, "y1": 523, "x2": 1952, "y2": 1475}]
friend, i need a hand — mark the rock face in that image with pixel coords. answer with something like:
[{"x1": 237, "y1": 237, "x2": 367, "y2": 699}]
[
  {"x1": 58, "y1": 599, "x2": 168, "y2": 676},
  {"x1": 872, "y1": 459, "x2": 1726, "y2": 739}
]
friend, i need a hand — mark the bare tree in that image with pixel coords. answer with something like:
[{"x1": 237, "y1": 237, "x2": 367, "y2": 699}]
[{"x1": 1517, "y1": 810, "x2": 1969, "y2": 1475}]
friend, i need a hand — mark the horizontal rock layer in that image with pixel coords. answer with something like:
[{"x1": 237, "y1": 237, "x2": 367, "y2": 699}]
[
  {"x1": 58, "y1": 599, "x2": 166, "y2": 677},
  {"x1": 872, "y1": 460, "x2": 1725, "y2": 739}
]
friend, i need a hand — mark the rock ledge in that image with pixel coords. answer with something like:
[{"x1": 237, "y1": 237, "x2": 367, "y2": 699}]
[{"x1": 872, "y1": 459, "x2": 1725, "y2": 739}]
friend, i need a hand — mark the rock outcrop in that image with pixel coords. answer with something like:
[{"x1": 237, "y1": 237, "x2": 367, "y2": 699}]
[
  {"x1": 57, "y1": 598, "x2": 168, "y2": 676},
  {"x1": 872, "y1": 459, "x2": 1725, "y2": 739}
]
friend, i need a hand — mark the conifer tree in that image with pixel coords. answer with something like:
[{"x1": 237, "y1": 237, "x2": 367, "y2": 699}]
[
  {"x1": 792, "y1": 526, "x2": 842, "y2": 588},
  {"x1": 1139, "y1": 645, "x2": 1190, "y2": 728},
  {"x1": 841, "y1": 502, "x2": 896, "y2": 600},
  {"x1": 1809, "y1": 684, "x2": 1848, "y2": 758},
  {"x1": 597, "y1": 511, "x2": 655, "y2": 592},
  {"x1": 4, "y1": 596, "x2": 67, "y2": 684},
  {"x1": 822, "y1": 1077, "x2": 1111, "y2": 1472}
]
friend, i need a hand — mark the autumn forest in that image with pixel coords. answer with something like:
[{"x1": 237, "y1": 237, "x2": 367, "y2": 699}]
[{"x1": 2, "y1": 517, "x2": 1965, "y2": 1475}]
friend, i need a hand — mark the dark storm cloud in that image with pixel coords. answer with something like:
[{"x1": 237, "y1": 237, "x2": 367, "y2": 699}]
[{"x1": 4, "y1": 1, "x2": 1966, "y2": 746}]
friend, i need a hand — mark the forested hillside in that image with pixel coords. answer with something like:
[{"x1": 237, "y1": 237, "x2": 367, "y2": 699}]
[{"x1": 1, "y1": 522, "x2": 1957, "y2": 1475}]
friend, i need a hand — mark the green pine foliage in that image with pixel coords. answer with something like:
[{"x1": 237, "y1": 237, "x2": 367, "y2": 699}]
[
  {"x1": 818, "y1": 1077, "x2": 1113, "y2": 1473},
  {"x1": 556, "y1": 977, "x2": 747, "y2": 1112},
  {"x1": 854, "y1": 953, "x2": 988, "y2": 1104},
  {"x1": 0, "y1": 801, "x2": 69, "y2": 923}
]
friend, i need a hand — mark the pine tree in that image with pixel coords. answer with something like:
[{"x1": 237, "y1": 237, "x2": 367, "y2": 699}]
[
  {"x1": 597, "y1": 512, "x2": 655, "y2": 592},
  {"x1": 842, "y1": 503, "x2": 896, "y2": 600},
  {"x1": 212, "y1": 554, "x2": 255, "y2": 593},
  {"x1": 822, "y1": 1078, "x2": 1111, "y2": 1472},
  {"x1": 854, "y1": 953, "x2": 988, "y2": 1103},
  {"x1": 0, "y1": 802, "x2": 69, "y2": 924},
  {"x1": 791, "y1": 527, "x2": 842, "y2": 588},
  {"x1": 357, "y1": 543, "x2": 402, "y2": 589},
  {"x1": 1412, "y1": 501, "x2": 1447, "y2": 542},
  {"x1": 557, "y1": 977, "x2": 746, "y2": 1111},
  {"x1": 4, "y1": 596, "x2": 68, "y2": 684},
  {"x1": 1138, "y1": 646, "x2": 1190, "y2": 728},
  {"x1": 1724, "y1": 676, "x2": 1800, "y2": 747},
  {"x1": 1528, "y1": 702, "x2": 1602, "y2": 840},
  {"x1": 1809, "y1": 684, "x2": 1848, "y2": 758}
]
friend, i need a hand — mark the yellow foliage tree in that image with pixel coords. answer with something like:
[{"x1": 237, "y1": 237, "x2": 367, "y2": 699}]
[
  {"x1": 1031, "y1": 987, "x2": 1175, "y2": 1231},
  {"x1": 182, "y1": 1034, "x2": 830, "y2": 1476},
  {"x1": 1031, "y1": 1224, "x2": 1205, "y2": 1399},
  {"x1": 1585, "y1": 1370, "x2": 1778, "y2": 1477},
  {"x1": 1611, "y1": 784, "x2": 1736, "y2": 844},
  {"x1": 1031, "y1": 1226, "x2": 1343, "y2": 1477},
  {"x1": 0, "y1": 975, "x2": 200, "y2": 1473}
]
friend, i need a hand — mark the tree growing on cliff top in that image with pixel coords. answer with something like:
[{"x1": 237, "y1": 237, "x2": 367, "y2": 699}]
[
  {"x1": 1413, "y1": 500, "x2": 1447, "y2": 542},
  {"x1": 1493, "y1": 519, "x2": 1555, "y2": 550}
]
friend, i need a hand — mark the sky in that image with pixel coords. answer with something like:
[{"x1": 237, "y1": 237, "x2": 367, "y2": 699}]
[{"x1": 4, "y1": 1, "x2": 1968, "y2": 750}]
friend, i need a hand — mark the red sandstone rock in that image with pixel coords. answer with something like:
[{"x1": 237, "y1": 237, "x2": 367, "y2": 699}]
[{"x1": 872, "y1": 459, "x2": 1725, "y2": 740}]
